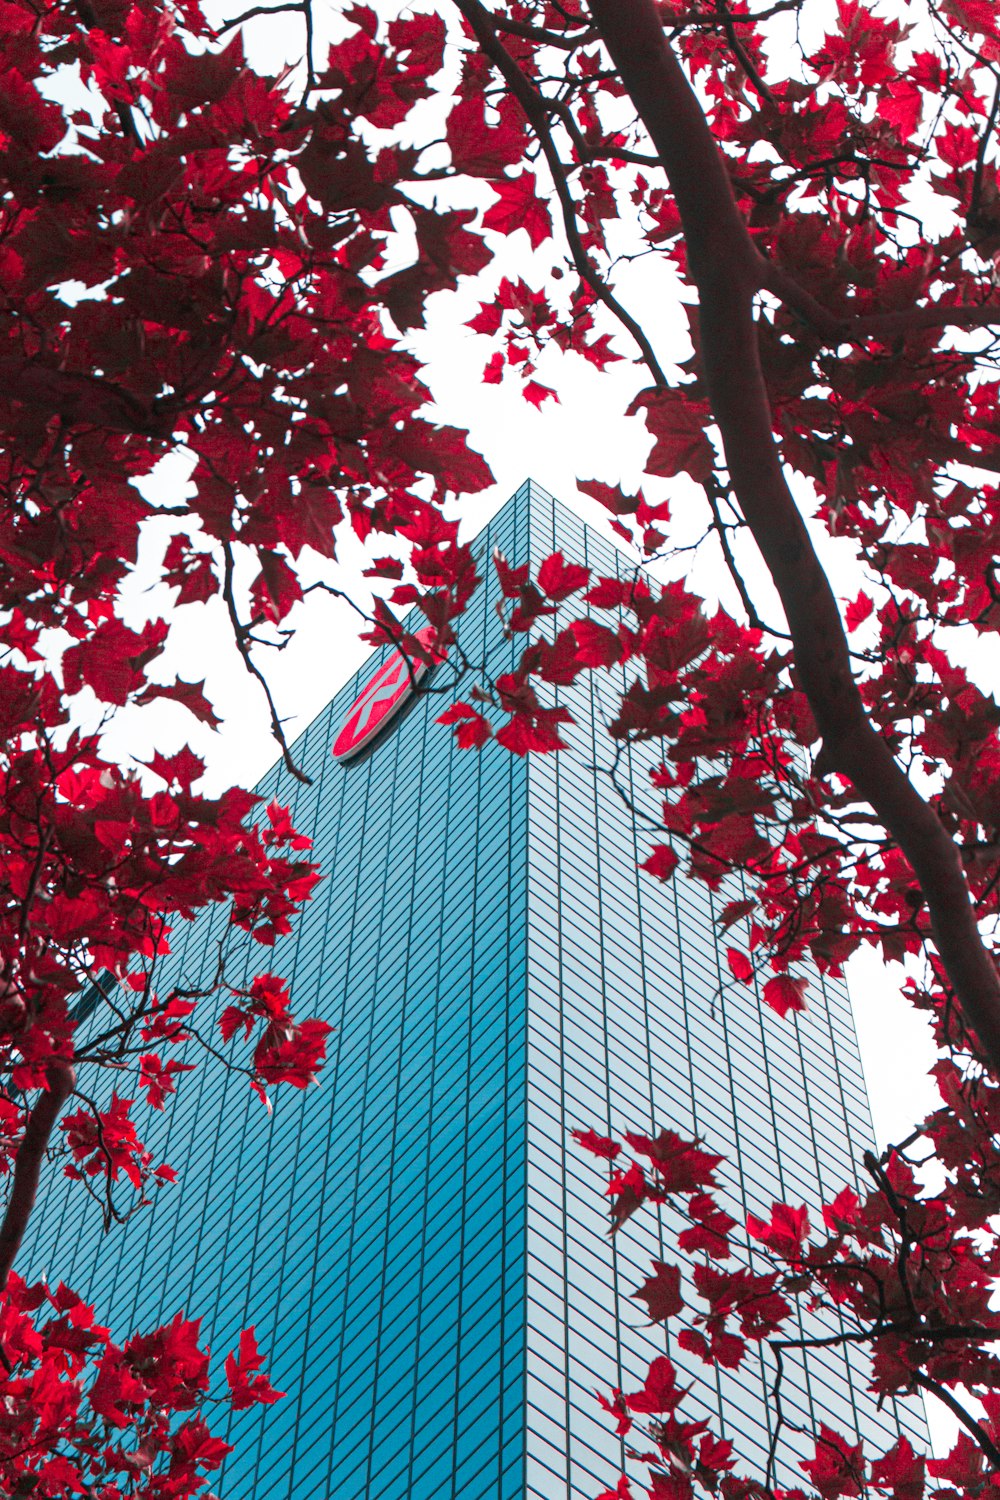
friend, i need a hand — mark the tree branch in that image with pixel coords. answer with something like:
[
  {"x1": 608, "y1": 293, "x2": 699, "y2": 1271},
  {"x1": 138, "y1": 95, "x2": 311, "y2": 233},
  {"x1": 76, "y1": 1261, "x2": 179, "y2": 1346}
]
[
  {"x1": 454, "y1": 0, "x2": 670, "y2": 388},
  {"x1": 586, "y1": 0, "x2": 1000, "y2": 1076},
  {"x1": 761, "y1": 261, "x2": 1000, "y2": 342},
  {"x1": 221, "y1": 542, "x2": 311, "y2": 786},
  {"x1": 0, "y1": 1061, "x2": 76, "y2": 1288},
  {"x1": 913, "y1": 1372, "x2": 1000, "y2": 1468}
]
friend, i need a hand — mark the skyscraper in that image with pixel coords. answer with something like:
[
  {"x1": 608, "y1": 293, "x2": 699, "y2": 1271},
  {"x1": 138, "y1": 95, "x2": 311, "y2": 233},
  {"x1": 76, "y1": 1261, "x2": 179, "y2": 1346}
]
[{"x1": 27, "y1": 482, "x2": 926, "y2": 1499}]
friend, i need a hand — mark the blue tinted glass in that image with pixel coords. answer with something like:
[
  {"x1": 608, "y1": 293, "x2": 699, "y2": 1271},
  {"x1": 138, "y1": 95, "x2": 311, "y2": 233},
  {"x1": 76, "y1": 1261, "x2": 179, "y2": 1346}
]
[{"x1": 24, "y1": 482, "x2": 925, "y2": 1499}]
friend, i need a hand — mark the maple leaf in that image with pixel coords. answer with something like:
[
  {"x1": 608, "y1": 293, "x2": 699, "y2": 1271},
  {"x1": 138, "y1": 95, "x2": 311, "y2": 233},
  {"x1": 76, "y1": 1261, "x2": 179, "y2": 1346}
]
[
  {"x1": 275, "y1": 488, "x2": 343, "y2": 561},
  {"x1": 597, "y1": 1479, "x2": 633, "y2": 1500},
  {"x1": 493, "y1": 549, "x2": 530, "y2": 598},
  {"x1": 800, "y1": 1425, "x2": 865, "y2": 1499},
  {"x1": 135, "y1": 678, "x2": 222, "y2": 728},
  {"x1": 762, "y1": 974, "x2": 808, "y2": 1017},
  {"x1": 537, "y1": 551, "x2": 590, "y2": 601},
  {"x1": 650, "y1": 1471, "x2": 694, "y2": 1500},
  {"x1": 224, "y1": 1327, "x2": 284, "y2": 1410},
  {"x1": 596, "y1": 1390, "x2": 632, "y2": 1438},
  {"x1": 871, "y1": 1437, "x2": 925, "y2": 1500},
  {"x1": 632, "y1": 1260, "x2": 683, "y2": 1322},
  {"x1": 138, "y1": 1053, "x2": 194, "y2": 1111},
  {"x1": 747, "y1": 1202, "x2": 811, "y2": 1260},
  {"x1": 467, "y1": 301, "x2": 503, "y2": 335},
  {"x1": 586, "y1": 577, "x2": 637, "y2": 610},
  {"x1": 446, "y1": 93, "x2": 524, "y2": 177},
  {"x1": 250, "y1": 550, "x2": 302, "y2": 625},
  {"x1": 642, "y1": 844, "x2": 679, "y2": 880},
  {"x1": 845, "y1": 592, "x2": 874, "y2": 632},
  {"x1": 437, "y1": 701, "x2": 493, "y2": 748},
  {"x1": 578, "y1": 478, "x2": 640, "y2": 516},
  {"x1": 626, "y1": 1129, "x2": 723, "y2": 1193},
  {"x1": 726, "y1": 946, "x2": 754, "y2": 983},
  {"x1": 940, "y1": 0, "x2": 1000, "y2": 41},
  {"x1": 716, "y1": 898, "x2": 756, "y2": 932},
  {"x1": 522, "y1": 379, "x2": 558, "y2": 409},
  {"x1": 628, "y1": 387, "x2": 715, "y2": 483},
  {"x1": 572, "y1": 1127, "x2": 621, "y2": 1160},
  {"x1": 677, "y1": 1326, "x2": 712, "y2": 1365},
  {"x1": 63, "y1": 618, "x2": 168, "y2": 707},
  {"x1": 89, "y1": 1346, "x2": 149, "y2": 1425},
  {"x1": 678, "y1": 1191, "x2": 737, "y2": 1258},
  {"x1": 145, "y1": 747, "x2": 206, "y2": 790},
  {"x1": 927, "y1": 1432, "x2": 987, "y2": 1491},
  {"x1": 162, "y1": 535, "x2": 217, "y2": 605},
  {"x1": 483, "y1": 171, "x2": 553, "y2": 249},
  {"x1": 822, "y1": 1185, "x2": 861, "y2": 1232},
  {"x1": 572, "y1": 617, "x2": 622, "y2": 668},
  {"x1": 698, "y1": 1434, "x2": 735, "y2": 1476},
  {"x1": 626, "y1": 1355, "x2": 681, "y2": 1414}
]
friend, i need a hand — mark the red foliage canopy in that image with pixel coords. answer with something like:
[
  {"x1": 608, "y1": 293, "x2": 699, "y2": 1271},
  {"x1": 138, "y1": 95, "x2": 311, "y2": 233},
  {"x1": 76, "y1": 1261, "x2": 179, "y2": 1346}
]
[{"x1": 3, "y1": 0, "x2": 1000, "y2": 1493}]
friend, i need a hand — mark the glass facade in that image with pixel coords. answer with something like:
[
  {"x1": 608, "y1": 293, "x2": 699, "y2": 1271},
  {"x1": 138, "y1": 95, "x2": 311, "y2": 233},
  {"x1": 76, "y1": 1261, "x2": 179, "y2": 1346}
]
[{"x1": 24, "y1": 481, "x2": 926, "y2": 1498}]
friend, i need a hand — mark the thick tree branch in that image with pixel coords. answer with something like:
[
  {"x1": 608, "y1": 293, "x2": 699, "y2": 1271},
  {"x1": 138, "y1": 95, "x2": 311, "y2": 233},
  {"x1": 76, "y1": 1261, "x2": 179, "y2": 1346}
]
[
  {"x1": 912, "y1": 1373, "x2": 1000, "y2": 1468},
  {"x1": 0, "y1": 1061, "x2": 76, "y2": 1288},
  {"x1": 761, "y1": 263, "x2": 1000, "y2": 342},
  {"x1": 586, "y1": 0, "x2": 1000, "y2": 1075}
]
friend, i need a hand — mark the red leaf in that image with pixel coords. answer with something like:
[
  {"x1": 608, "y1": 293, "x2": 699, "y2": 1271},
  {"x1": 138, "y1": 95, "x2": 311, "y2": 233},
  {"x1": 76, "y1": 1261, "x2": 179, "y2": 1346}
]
[
  {"x1": 762, "y1": 974, "x2": 808, "y2": 1017},
  {"x1": 677, "y1": 1192, "x2": 737, "y2": 1257},
  {"x1": 572, "y1": 1127, "x2": 621, "y2": 1160},
  {"x1": 940, "y1": 0, "x2": 1000, "y2": 41},
  {"x1": 483, "y1": 170, "x2": 553, "y2": 249},
  {"x1": 628, "y1": 387, "x2": 715, "y2": 482},
  {"x1": 632, "y1": 1260, "x2": 683, "y2": 1322},
  {"x1": 138, "y1": 1054, "x2": 194, "y2": 1111},
  {"x1": 467, "y1": 302, "x2": 503, "y2": 335},
  {"x1": 437, "y1": 701, "x2": 492, "y2": 748},
  {"x1": 162, "y1": 535, "x2": 217, "y2": 605},
  {"x1": 586, "y1": 576, "x2": 640, "y2": 610},
  {"x1": 872, "y1": 1437, "x2": 925, "y2": 1500},
  {"x1": 483, "y1": 351, "x2": 504, "y2": 384},
  {"x1": 626, "y1": 1355, "x2": 681, "y2": 1414},
  {"x1": 571, "y1": 617, "x2": 622, "y2": 668},
  {"x1": 677, "y1": 1326, "x2": 711, "y2": 1364},
  {"x1": 537, "y1": 551, "x2": 590, "y2": 601},
  {"x1": 496, "y1": 708, "x2": 569, "y2": 754},
  {"x1": 596, "y1": 1391, "x2": 632, "y2": 1438},
  {"x1": 597, "y1": 1479, "x2": 634, "y2": 1500},
  {"x1": 726, "y1": 946, "x2": 753, "y2": 983},
  {"x1": 63, "y1": 617, "x2": 168, "y2": 706},
  {"x1": 250, "y1": 550, "x2": 302, "y2": 625},
  {"x1": 844, "y1": 591, "x2": 874, "y2": 632},
  {"x1": 800, "y1": 1424, "x2": 865, "y2": 1499},
  {"x1": 522, "y1": 379, "x2": 558, "y2": 409},
  {"x1": 578, "y1": 478, "x2": 640, "y2": 516},
  {"x1": 822, "y1": 1185, "x2": 861, "y2": 1232},
  {"x1": 446, "y1": 93, "x2": 524, "y2": 177},
  {"x1": 716, "y1": 898, "x2": 756, "y2": 932},
  {"x1": 224, "y1": 1328, "x2": 284, "y2": 1411},
  {"x1": 135, "y1": 678, "x2": 222, "y2": 729},
  {"x1": 642, "y1": 843, "x2": 679, "y2": 881},
  {"x1": 747, "y1": 1201, "x2": 811, "y2": 1260}
]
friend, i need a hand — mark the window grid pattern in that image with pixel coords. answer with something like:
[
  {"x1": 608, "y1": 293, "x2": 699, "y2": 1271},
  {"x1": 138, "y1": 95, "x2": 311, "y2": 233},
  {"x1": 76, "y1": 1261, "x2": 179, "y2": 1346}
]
[{"x1": 521, "y1": 483, "x2": 928, "y2": 1498}]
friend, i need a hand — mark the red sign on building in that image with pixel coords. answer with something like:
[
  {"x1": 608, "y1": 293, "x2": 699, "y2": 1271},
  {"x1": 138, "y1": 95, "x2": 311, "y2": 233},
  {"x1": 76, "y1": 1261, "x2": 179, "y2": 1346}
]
[{"x1": 332, "y1": 626, "x2": 442, "y2": 763}]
